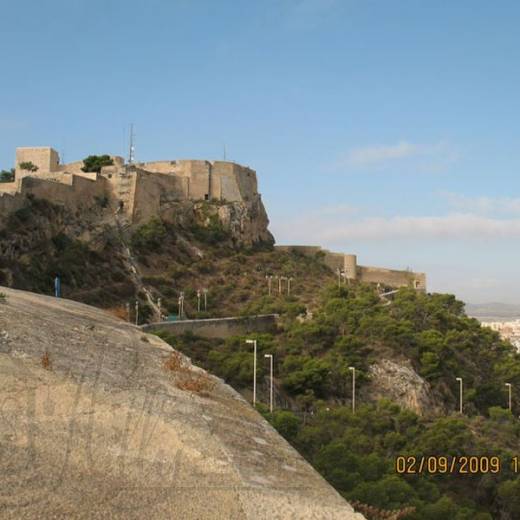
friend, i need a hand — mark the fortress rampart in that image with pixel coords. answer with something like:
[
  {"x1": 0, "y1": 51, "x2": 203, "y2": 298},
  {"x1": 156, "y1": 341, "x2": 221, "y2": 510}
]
[
  {"x1": 276, "y1": 245, "x2": 426, "y2": 291},
  {"x1": 0, "y1": 147, "x2": 264, "y2": 226}
]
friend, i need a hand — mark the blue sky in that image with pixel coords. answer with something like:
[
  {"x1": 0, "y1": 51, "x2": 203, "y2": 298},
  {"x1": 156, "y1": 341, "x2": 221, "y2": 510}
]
[{"x1": 1, "y1": 0, "x2": 520, "y2": 303}]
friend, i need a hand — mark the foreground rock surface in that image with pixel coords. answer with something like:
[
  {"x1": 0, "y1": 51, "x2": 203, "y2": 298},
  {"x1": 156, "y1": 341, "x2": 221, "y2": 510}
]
[{"x1": 0, "y1": 287, "x2": 363, "y2": 519}]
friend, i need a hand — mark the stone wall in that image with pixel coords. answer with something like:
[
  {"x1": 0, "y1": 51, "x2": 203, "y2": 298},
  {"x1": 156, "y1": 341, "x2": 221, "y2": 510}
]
[
  {"x1": 141, "y1": 314, "x2": 279, "y2": 339},
  {"x1": 130, "y1": 168, "x2": 188, "y2": 223},
  {"x1": 275, "y1": 245, "x2": 427, "y2": 290},
  {"x1": 15, "y1": 147, "x2": 59, "y2": 177},
  {"x1": 138, "y1": 160, "x2": 256, "y2": 203},
  {"x1": 358, "y1": 266, "x2": 427, "y2": 290},
  {"x1": 20, "y1": 175, "x2": 108, "y2": 210}
]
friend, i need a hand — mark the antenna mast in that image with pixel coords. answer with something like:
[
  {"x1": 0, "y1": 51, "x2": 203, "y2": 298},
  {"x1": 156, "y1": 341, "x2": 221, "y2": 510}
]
[{"x1": 128, "y1": 124, "x2": 135, "y2": 164}]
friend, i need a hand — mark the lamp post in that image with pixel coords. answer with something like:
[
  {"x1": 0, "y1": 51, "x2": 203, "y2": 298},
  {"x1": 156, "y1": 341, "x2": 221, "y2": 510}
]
[
  {"x1": 246, "y1": 339, "x2": 257, "y2": 406},
  {"x1": 157, "y1": 298, "x2": 162, "y2": 321},
  {"x1": 287, "y1": 277, "x2": 293, "y2": 296},
  {"x1": 203, "y1": 288, "x2": 208, "y2": 311},
  {"x1": 349, "y1": 366, "x2": 356, "y2": 413},
  {"x1": 54, "y1": 275, "x2": 61, "y2": 298},
  {"x1": 266, "y1": 275, "x2": 273, "y2": 296},
  {"x1": 265, "y1": 354, "x2": 274, "y2": 413},
  {"x1": 456, "y1": 377, "x2": 463, "y2": 414},
  {"x1": 197, "y1": 290, "x2": 201, "y2": 312},
  {"x1": 178, "y1": 291, "x2": 185, "y2": 320},
  {"x1": 126, "y1": 302, "x2": 130, "y2": 322},
  {"x1": 506, "y1": 383, "x2": 512, "y2": 413},
  {"x1": 135, "y1": 300, "x2": 139, "y2": 326}
]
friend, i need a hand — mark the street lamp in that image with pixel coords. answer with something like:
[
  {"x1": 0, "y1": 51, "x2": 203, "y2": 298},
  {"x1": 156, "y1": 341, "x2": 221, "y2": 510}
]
[
  {"x1": 265, "y1": 354, "x2": 274, "y2": 413},
  {"x1": 287, "y1": 277, "x2": 293, "y2": 296},
  {"x1": 178, "y1": 291, "x2": 185, "y2": 320},
  {"x1": 349, "y1": 366, "x2": 356, "y2": 413},
  {"x1": 202, "y1": 288, "x2": 208, "y2": 311},
  {"x1": 135, "y1": 300, "x2": 139, "y2": 326},
  {"x1": 265, "y1": 275, "x2": 273, "y2": 296},
  {"x1": 506, "y1": 383, "x2": 512, "y2": 412},
  {"x1": 246, "y1": 339, "x2": 257, "y2": 406},
  {"x1": 456, "y1": 377, "x2": 463, "y2": 414}
]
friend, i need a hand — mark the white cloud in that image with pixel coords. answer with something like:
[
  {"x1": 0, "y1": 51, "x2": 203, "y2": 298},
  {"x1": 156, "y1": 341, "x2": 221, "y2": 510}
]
[
  {"x1": 274, "y1": 213, "x2": 520, "y2": 243},
  {"x1": 313, "y1": 203, "x2": 358, "y2": 216},
  {"x1": 333, "y1": 140, "x2": 458, "y2": 170},
  {"x1": 347, "y1": 141, "x2": 420, "y2": 165},
  {"x1": 443, "y1": 192, "x2": 520, "y2": 215}
]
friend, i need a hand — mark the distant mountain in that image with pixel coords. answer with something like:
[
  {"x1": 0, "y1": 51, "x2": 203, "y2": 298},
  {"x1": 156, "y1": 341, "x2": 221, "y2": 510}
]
[{"x1": 465, "y1": 302, "x2": 520, "y2": 321}]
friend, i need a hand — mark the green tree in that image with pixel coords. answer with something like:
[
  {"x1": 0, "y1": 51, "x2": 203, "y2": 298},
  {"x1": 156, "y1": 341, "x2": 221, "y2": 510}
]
[
  {"x1": 18, "y1": 161, "x2": 38, "y2": 173},
  {"x1": 81, "y1": 155, "x2": 114, "y2": 173},
  {"x1": 0, "y1": 168, "x2": 15, "y2": 182},
  {"x1": 498, "y1": 479, "x2": 520, "y2": 517}
]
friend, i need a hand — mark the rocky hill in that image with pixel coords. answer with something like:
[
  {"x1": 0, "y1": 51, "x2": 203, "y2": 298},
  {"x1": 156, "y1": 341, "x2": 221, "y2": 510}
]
[
  {"x1": 0, "y1": 196, "x2": 324, "y2": 320},
  {"x1": 0, "y1": 286, "x2": 363, "y2": 519}
]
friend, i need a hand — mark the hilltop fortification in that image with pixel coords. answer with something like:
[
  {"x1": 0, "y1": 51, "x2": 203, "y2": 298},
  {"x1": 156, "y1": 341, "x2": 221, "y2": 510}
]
[
  {"x1": 0, "y1": 146, "x2": 426, "y2": 291},
  {"x1": 1, "y1": 146, "x2": 273, "y2": 245}
]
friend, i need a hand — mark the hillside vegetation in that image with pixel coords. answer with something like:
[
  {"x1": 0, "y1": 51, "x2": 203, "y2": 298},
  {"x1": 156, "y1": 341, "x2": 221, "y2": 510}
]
[
  {"x1": 3, "y1": 197, "x2": 520, "y2": 517},
  {"x1": 157, "y1": 285, "x2": 520, "y2": 519},
  {"x1": 0, "y1": 198, "x2": 330, "y2": 319}
]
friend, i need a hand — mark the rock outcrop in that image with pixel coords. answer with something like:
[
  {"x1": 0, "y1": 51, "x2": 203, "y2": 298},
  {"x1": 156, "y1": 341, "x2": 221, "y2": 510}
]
[
  {"x1": 368, "y1": 358, "x2": 445, "y2": 416},
  {"x1": 0, "y1": 287, "x2": 363, "y2": 519}
]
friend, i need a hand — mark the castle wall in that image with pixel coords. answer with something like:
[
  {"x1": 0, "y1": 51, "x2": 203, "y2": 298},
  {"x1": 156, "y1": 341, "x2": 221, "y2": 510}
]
[
  {"x1": 232, "y1": 163, "x2": 258, "y2": 201},
  {"x1": 275, "y1": 245, "x2": 426, "y2": 290},
  {"x1": 0, "y1": 181, "x2": 19, "y2": 195},
  {"x1": 15, "y1": 147, "x2": 59, "y2": 177},
  {"x1": 138, "y1": 160, "x2": 255, "y2": 203},
  {"x1": 20, "y1": 175, "x2": 108, "y2": 210},
  {"x1": 139, "y1": 161, "x2": 178, "y2": 174},
  {"x1": 130, "y1": 169, "x2": 188, "y2": 223},
  {"x1": 358, "y1": 266, "x2": 427, "y2": 290}
]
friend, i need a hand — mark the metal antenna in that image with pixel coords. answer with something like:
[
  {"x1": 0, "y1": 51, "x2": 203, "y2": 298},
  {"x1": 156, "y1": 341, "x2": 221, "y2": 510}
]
[
  {"x1": 128, "y1": 124, "x2": 136, "y2": 164},
  {"x1": 223, "y1": 143, "x2": 227, "y2": 161}
]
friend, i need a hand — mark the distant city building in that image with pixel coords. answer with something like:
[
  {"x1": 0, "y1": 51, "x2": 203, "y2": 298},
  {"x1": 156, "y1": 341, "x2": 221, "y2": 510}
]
[{"x1": 481, "y1": 320, "x2": 520, "y2": 352}]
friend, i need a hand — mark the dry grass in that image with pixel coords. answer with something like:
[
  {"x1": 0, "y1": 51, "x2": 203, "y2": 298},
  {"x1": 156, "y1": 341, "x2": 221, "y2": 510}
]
[
  {"x1": 105, "y1": 305, "x2": 129, "y2": 321},
  {"x1": 163, "y1": 351, "x2": 184, "y2": 372},
  {"x1": 176, "y1": 373, "x2": 216, "y2": 396},
  {"x1": 163, "y1": 351, "x2": 215, "y2": 396},
  {"x1": 41, "y1": 351, "x2": 52, "y2": 370}
]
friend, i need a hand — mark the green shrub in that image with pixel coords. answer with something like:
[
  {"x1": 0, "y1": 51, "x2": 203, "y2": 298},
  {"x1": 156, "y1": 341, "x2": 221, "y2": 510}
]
[
  {"x1": 81, "y1": 155, "x2": 114, "y2": 173},
  {"x1": 130, "y1": 218, "x2": 168, "y2": 252}
]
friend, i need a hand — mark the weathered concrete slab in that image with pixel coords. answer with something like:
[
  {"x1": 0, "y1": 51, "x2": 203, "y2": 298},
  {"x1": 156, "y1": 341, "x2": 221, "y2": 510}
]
[{"x1": 0, "y1": 287, "x2": 364, "y2": 519}]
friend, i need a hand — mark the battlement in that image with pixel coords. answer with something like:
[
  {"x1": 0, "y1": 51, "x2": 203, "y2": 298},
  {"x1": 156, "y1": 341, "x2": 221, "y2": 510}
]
[{"x1": 276, "y1": 245, "x2": 427, "y2": 291}]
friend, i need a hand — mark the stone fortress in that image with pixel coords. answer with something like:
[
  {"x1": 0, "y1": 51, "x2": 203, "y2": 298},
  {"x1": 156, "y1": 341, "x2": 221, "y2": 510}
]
[
  {"x1": 2, "y1": 146, "x2": 265, "y2": 222},
  {"x1": 1, "y1": 146, "x2": 426, "y2": 290}
]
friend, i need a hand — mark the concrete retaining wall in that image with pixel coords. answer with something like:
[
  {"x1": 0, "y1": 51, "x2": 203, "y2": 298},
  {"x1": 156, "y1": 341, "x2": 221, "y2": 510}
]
[{"x1": 141, "y1": 314, "x2": 278, "y2": 339}]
